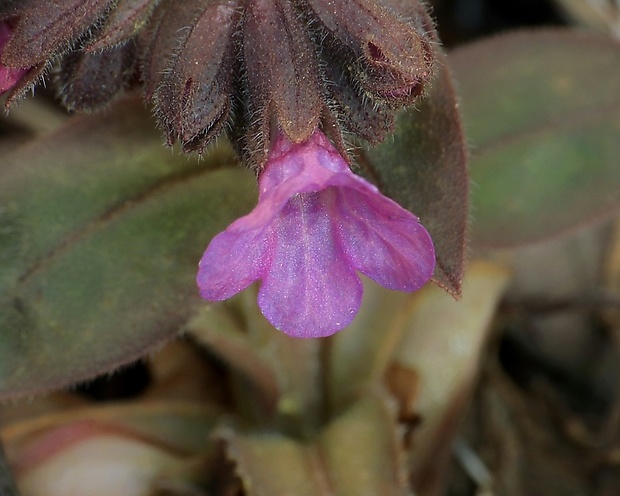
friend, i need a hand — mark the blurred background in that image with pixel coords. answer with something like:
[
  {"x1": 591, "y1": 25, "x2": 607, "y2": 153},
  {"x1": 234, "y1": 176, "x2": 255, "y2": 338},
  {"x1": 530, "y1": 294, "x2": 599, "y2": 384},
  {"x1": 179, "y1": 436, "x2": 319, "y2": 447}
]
[{"x1": 2, "y1": 1, "x2": 620, "y2": 496}]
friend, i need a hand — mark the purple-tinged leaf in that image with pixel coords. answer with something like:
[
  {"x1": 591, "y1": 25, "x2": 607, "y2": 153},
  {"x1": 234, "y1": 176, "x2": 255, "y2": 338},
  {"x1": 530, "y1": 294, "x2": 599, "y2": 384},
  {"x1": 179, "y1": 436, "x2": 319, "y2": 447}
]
[{"x1": 450, "y1": 29, "x2": 620, "y2": 248}]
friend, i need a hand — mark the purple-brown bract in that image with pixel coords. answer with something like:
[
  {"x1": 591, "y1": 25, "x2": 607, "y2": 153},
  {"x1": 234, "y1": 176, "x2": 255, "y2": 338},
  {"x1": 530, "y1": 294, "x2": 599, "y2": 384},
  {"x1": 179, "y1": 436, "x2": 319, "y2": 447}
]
[
  {"x1": 0, "y1": 21, "x2": 27, "y2": 95},
  {"x1": 197, "y1": 130, "x2": 435, "y2": 338}
]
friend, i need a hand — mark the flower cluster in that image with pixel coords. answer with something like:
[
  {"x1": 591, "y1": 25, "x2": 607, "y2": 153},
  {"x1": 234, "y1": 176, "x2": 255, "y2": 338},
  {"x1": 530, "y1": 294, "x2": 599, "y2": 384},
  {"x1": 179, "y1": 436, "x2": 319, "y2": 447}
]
[
  {"x1": 1, "y1": 0, "x2": 439, "y2": 337},
  {"x1": 0, "y1": 0, "x2": 436, "y2": 164}
]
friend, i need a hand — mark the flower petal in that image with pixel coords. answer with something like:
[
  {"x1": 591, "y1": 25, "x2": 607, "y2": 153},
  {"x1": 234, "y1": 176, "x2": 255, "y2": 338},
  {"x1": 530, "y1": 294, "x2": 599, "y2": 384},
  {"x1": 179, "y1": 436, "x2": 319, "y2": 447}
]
[
  {"x1": 259, "y1": 131, "x2": 350, "y2": 195},
  {"x1": 197, "y1": 227, "x2": 269, "y2": 301},
  {"x1": 257, "y1": 191, "x2": 362, "y2": 338},
  {"x1": 230, "y1": 131, "x2": 351, "y2": 234},
  {"x1": 337, "y1": 188, "x2": 435, "y2": 291}
]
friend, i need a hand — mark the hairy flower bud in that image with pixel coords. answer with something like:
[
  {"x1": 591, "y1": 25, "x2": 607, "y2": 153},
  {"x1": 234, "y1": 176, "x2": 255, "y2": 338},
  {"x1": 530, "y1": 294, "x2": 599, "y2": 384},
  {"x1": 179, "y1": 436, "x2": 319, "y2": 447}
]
[
  {"x1": 303, "y1": 0, "x2": 435, "y2": 106},
  {"x1": 153, "y1": 0, "x2": 242, "y2": 153},
  {"x1": 56, "y1": 42, "x2": 137, "y2": 112},
  {"x1": 0, "y1": 0, "x2": 114, "y2": 68},
  {"x1": 86, "y1": 0, "x2": 161, "y2": 52},
  {"x1": 241, "y1": 0, "x2": 323, "y2": 162}
]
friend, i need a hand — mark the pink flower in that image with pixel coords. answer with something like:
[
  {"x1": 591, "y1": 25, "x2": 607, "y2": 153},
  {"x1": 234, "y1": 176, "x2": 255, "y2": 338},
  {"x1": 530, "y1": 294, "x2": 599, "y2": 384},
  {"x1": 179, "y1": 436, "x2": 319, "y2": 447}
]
[
  {"x1": 0, "y1": 21, "x2": 28, "y2": 95},
  {"x1": 197, "y1": 130, "x2": 435, "y2": 338}
]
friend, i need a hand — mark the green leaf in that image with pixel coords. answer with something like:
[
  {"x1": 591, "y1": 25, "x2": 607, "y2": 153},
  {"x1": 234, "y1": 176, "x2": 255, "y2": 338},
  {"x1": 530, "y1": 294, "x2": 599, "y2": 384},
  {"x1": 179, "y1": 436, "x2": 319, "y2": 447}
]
[
  {"x1": 361, "y1": 53, "x2": 469, "y2": 295},
  {"x1": 450, "y1": 29, "x2": 620, "y2": 247},
  {"x1": 0, "y1": 98, "x2": 256, "y2": 399}
]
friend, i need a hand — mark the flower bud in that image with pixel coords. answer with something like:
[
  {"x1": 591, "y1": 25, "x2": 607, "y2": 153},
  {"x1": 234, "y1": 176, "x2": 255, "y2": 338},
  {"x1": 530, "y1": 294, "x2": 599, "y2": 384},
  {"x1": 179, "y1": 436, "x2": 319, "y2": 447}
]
[
  {"x1": 152, "y1": 0, "x2": 242, "y2": 153},
  {"x1": 86, "y1": 0, "x2": 161, "y2": 52},
  {"x1": 0, "y1": 0, "x2": 114, "y2": 68},
  {"x1": 305, "y1": 0, "x2": 435, "y2": 105},
  {"x1": 57, "y1": 42, "x2": 137, "y2": 112},
  {"x1": 241, "y1": 0, "x2": 322, "y2": 163}
]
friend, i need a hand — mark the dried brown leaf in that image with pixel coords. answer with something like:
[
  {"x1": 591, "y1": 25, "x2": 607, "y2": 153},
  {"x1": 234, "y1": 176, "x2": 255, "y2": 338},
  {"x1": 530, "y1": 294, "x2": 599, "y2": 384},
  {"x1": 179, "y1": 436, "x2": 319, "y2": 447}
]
[
  {"x1": 224, "y1": 395, "x2": 411, "y2": 496},
  {"x1": 395, "y1": 261, "x2": 511, "y2": 495}
]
